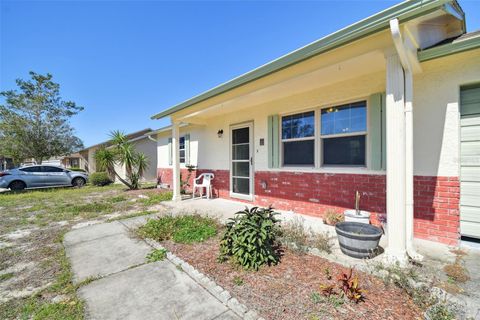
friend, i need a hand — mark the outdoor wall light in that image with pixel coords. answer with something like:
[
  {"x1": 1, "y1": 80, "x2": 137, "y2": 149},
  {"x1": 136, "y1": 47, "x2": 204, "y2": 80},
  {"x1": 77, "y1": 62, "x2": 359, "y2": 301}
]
[
  {"x1": 260, "y1": 180, "x2": 267, "y2": 189},
  {"x1": 217, "y1": 129, "x2": 224, "y2": 138}
]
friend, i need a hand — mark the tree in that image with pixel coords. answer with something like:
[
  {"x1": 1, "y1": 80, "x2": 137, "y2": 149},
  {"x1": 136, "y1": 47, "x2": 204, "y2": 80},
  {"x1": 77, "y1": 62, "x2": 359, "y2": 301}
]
[
  {"x1": 94, "y1": 130, "x2": 149, "y2": 190},
  {"x1": 0, "y1": 71, "x2": 84, "y2": 164}
]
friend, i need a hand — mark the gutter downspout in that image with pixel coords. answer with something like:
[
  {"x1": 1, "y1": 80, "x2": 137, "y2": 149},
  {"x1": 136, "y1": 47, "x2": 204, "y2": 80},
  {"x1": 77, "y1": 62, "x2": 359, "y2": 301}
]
[
  {"x1": 147, "y1": 134, "x2": 158, "y2": 142},
  {"x1": 390, "y1": 19, "x2": 423, "y2": 262}
]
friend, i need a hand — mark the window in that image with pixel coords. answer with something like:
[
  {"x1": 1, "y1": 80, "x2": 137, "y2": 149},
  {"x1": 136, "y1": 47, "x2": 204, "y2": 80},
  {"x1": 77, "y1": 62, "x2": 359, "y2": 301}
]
[
  {"x1": 42, "y1": 166, "x2": 64, "y2": 173},
  {"x1": 19, "y1": 166, "x2": 42, "y2": 173},
  {"x1": 321, "y1": 101, "x2": 367, "y2": 166},
  {"x1": 179, "y1": 136, "x2": 185, "y2": 164},
  {"x1": 281, "y1": 111, "x2": 315, "y2": 166},
  {"x1": 69, "y1": 158, "x2": 79, "y2": 167}
]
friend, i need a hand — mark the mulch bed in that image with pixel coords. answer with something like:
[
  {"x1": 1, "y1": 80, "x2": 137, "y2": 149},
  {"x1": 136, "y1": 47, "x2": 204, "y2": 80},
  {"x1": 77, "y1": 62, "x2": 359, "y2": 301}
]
[{"x1": 162, "y1": 237, "x2": 423, "y2": 320}]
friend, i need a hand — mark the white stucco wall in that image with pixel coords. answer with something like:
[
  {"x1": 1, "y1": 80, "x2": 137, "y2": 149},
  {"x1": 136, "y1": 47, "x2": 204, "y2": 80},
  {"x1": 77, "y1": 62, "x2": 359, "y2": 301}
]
[
  {"x1": 413, "y1": 49, "x2": 480, "y2": 177},
  {"x1": 157, "y1": 49, "x2": 480, "y2": 179},
  {"x1": 114, "y1": 136, "x2": 158, "y2": 182}
]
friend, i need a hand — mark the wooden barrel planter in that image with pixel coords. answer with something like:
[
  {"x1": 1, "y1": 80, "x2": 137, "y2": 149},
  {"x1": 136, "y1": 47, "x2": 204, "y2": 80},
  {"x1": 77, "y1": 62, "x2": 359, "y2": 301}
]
[{"x1": 335, "y1": 222, "x2": 383, "y2": 259}]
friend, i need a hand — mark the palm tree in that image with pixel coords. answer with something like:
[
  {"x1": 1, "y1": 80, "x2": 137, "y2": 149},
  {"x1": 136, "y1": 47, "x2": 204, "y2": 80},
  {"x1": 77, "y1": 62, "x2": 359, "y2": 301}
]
[{"x1": 94, "y1": 130, "x2": 149, "y2": 190}]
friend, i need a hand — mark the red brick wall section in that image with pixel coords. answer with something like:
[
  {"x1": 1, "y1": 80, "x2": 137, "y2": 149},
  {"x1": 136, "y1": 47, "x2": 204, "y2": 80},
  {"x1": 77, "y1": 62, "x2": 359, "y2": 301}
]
[
  {"x1": 157, "y1": 168, "x2": 460, "y2": 245},
  {"x1": 413, "y1": 176, "x2": 460, "y2": 246},
  {"x1": 255, "y1": 171, "x2": 386, "y2": 224}
]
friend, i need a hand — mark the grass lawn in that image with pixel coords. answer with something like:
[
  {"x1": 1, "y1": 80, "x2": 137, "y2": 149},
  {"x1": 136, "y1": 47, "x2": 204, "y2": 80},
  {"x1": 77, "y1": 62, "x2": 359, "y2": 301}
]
[{"x1": 0, "y1": 184, "x2": 172, "y2": 319}]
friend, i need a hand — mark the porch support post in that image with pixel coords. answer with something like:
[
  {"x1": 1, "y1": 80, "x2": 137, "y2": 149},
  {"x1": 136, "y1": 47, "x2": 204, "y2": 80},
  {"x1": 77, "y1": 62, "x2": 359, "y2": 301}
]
[
  {"x1": 385, "y1": 53, "x2": 408, "y2": 264},
  {"x1": 389, "y1": 18, "x2": 423, "y2": 261},
  {"x1": 171, "y1": 122, "x2": 181, "y2": 201}
]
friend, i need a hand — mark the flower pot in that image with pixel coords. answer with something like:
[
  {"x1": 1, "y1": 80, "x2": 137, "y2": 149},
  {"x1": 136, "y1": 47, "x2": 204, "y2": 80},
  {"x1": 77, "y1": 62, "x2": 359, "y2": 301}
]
[
  {"x1": 344, "y1": 209, "x2": 370, "y2": 224},
  {"x1": 335, "y1": 222, "x2": 383, "y2": 259}
]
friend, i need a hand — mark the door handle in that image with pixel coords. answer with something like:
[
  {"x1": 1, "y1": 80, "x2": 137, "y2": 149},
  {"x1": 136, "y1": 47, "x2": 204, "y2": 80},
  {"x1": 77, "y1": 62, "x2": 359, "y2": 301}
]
[{"x1": 250, "y1": 157, "x2": 253, "y2": 165}]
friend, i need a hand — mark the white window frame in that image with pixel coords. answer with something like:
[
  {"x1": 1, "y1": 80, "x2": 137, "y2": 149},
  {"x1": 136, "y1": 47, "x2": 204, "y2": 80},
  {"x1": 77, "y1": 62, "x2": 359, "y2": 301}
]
[
  {"x1": 280, "y1": 110, "x2": 316, "y2": 167},
  {"x1": 319, "y1": 100, "x2": 368, "y2": 167},
  {"x1": 279, "y1": 97, "x2": 369, "y2": 170},
  {"x1": 179, "y1": 136, "x2": 186, "y2": 164}
]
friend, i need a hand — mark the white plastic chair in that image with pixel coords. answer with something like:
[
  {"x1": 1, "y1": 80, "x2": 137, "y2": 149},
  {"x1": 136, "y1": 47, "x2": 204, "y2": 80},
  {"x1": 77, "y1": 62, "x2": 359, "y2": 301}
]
[{"x1": 192, "y1": 173, "x2": 214, "y2": 199}]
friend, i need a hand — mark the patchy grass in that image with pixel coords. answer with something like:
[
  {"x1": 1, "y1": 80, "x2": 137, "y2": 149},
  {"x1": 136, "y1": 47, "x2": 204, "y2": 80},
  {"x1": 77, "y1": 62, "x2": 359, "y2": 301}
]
[
  {"x1": 0, "y1": 272, "x2": 14, "y2": 282},
  {"x1": 106, "y1": 210, "x2": 156, "y2": 222},
  {"x1": 443, "y1": 249, "x2": 470, "y2": 283},
  {"x1": 146, "y1": 248, "x2": 167, "y2": 262},
  {"x1": 137, "y1": 214, "x2": 218, "y2": 244},
  {"x1": 138, "y1": 191, "x2": 173, "y2": 206},
  {"x1": 0, "y1": 184, "x2": 171, "y2": 320},
  {"x1": 0, "y1": 233, "x2": 84, "y2": 320},
  {"x1": 280, "y1": 217, "x2": 332, "y2": 254},
  {"x1": 233, "y1": 276, "x2": 244, "y2": 286},
  {"x1": 444, "y1": 263, "x2": 470, "y2": 283},
  {"x1": 426, "y1": 303, "x2": 456, "y2": 320}
]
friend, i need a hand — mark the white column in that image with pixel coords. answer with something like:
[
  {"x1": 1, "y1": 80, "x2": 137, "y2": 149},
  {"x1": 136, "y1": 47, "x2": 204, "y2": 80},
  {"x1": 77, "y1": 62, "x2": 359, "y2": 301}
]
[
  {"x1": 171, "y1": 122, "x2": 181, "y2": 201},
  {"x1": 385, "y1": 53, "x2": 408, "y2": 264}
]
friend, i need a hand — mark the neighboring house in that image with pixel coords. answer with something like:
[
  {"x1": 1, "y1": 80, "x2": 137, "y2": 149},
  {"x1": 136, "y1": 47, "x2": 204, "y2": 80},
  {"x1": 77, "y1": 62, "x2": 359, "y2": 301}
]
[
  {"x1": 151, "y1": 0, "x2": 480, "y2": 262},
  {"x1": 79, "y1": 128, "x2": 158, "y2": 182},
  {"x1": 21, "y1": 155, "x2": 86, "y2": 169},
  {"x1": 61, "y1": 153, "x2": 88, "y2": 170},
  {"x1": 0, "y1": 155, "x2": 14, "y2": 171}
]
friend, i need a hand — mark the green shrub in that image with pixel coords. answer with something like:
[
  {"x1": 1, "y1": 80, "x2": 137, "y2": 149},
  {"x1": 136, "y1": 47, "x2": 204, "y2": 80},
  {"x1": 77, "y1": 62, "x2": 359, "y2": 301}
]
[
  {"x1": 69, "y1": 167, "x2": 86, "y2": 172},
  {"x1": 89, "y1": 172, "x2": 113, "y2": 186},
  {"x1": 219, "y1": 206, "x2": 281, "y2": 270},
  {"x1": 138, "y1": 214, "x2": 217, "y2": 244}
]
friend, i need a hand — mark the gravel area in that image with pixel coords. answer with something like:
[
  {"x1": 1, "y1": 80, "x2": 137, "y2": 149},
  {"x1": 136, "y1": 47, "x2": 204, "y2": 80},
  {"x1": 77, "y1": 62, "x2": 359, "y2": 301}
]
[{"x1": 161, "y1": 237, "x2": 422, "y2": 320}]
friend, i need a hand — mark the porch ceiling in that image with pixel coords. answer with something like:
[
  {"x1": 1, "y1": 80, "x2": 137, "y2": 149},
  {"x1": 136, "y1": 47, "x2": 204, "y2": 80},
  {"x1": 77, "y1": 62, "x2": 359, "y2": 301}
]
[{"x1": 177, "y1": 50, "x2": 386, "y2": 122}]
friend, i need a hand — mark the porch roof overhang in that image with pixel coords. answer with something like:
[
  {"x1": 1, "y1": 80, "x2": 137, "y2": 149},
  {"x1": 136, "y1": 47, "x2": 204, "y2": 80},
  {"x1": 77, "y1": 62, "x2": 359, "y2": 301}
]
[
  {"x1": 151, "y1": 0, "x2": 464, "y2": 121},
  {"x1": 418, "y1": 31, "x2": 480, "y2": 62}
]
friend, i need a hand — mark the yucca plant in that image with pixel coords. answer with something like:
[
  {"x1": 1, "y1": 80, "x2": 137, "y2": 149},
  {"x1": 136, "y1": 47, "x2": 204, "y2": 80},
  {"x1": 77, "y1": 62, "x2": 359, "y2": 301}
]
[
  {"x1": 94, "y1": 130, "x2": 149, "y2": 190},
  {"x1": 219, "y1": 206, "x2": 281, "y2": 270}
]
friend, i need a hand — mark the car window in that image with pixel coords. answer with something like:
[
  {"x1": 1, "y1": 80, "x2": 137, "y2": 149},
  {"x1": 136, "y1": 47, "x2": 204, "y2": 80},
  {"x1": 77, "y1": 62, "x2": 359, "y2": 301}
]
[
  {"x1": 19, "y1": 166, "x2": 43, "y2": 173},
  {"x1": 42, "y1": 166, "x2": 64, "y2": 173}
]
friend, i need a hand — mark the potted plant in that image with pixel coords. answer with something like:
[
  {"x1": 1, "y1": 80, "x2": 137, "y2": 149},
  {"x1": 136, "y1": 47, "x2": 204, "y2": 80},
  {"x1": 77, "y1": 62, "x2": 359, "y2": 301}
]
[{"x1": 335, "y1": 222, "x2": 383, "y2": 259}]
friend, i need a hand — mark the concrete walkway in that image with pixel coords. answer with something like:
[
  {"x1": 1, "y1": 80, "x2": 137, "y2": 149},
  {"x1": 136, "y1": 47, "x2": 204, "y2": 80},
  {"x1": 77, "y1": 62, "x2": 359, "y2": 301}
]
[{"x1": 64, "y1": 216, "x2": 239, "y2": 320}]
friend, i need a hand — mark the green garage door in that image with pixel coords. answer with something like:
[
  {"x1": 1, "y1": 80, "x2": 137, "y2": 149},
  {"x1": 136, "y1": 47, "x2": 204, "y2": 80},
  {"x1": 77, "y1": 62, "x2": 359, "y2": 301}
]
[{"x1": 460, "y1": 84, "x2": 480, "y2": 239}]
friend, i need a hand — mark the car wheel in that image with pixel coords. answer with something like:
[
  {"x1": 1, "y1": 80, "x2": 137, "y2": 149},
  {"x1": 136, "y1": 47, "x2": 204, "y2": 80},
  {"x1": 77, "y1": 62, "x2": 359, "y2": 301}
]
[
  {"x1": 9, "y1": 180, "x2": 26, "y2": 191},
  {"x1": 72, "y1": 177, "x2": 86, "y2": 188}
]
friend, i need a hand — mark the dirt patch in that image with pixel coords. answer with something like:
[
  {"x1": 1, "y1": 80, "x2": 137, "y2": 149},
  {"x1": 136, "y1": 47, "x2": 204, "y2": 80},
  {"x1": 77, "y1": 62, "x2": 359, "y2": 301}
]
[{"x1": 162, "y1": 237, "x2": 423, "y2": 320}]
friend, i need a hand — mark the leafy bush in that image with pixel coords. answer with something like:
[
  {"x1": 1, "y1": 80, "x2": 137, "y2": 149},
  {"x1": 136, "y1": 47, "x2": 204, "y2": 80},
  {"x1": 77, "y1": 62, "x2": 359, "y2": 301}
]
[
  {"x1": 69, "y1": 167, "x2": 86, "y2": 172},
  {"x1": 219, "y1": 206, "x2": 282, "y2": 270},
  {"x1": 89, "y1": 172, "x2": 113, "y2": 186},
  {"x1": 138, "y1": 214, "x2": 217, "y2": 244},
  {"x1": 146, "y1": 248, "x2": 167, "y2": 262}
]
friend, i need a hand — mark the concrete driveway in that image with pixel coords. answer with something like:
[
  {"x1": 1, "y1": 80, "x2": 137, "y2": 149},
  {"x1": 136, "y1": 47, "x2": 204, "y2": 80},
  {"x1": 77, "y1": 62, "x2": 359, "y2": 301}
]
[{"x1": 64, "y1": 216, "x2": 240, "y2": 320}]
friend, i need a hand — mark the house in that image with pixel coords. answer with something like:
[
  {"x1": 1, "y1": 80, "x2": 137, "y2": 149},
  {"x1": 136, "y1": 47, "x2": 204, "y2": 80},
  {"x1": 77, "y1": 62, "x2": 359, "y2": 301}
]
[
  {"x1": 0, "y1": 155, "x2": 14, "y2": 171},
  {"x1": 61, "y1": 153, "x2": 87, "y2": 170},
  {"x1": 20, "y1": 155, "x2": 87, "y2": 169},
  {"x1": 151, "y1": 0, "x2": 480, "y2": 262},
  {"x1": 79, "y1": 128, "x2": 158, "y2": 182}
]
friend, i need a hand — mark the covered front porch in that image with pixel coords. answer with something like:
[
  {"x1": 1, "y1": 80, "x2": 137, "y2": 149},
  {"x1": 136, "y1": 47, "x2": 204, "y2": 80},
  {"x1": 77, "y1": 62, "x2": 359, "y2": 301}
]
[{"x1": 157, "y1": 8, "x2": 467, "y2": 263}]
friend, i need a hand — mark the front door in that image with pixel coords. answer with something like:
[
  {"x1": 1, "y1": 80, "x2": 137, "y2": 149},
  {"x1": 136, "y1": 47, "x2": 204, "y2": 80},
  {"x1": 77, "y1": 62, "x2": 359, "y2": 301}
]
[
  {"x1": 230, "y1": 123, "x2": 253, "y2": 200},
  {"x1": 460, "y1": 84, "x2": 480, "y2": 239}
]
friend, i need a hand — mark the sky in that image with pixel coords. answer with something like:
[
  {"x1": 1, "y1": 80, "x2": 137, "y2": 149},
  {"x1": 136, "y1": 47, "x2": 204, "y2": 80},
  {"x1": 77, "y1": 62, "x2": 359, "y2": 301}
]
[{"x1": 1, "y1": 0, "x2": 480, "y2": 147}]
